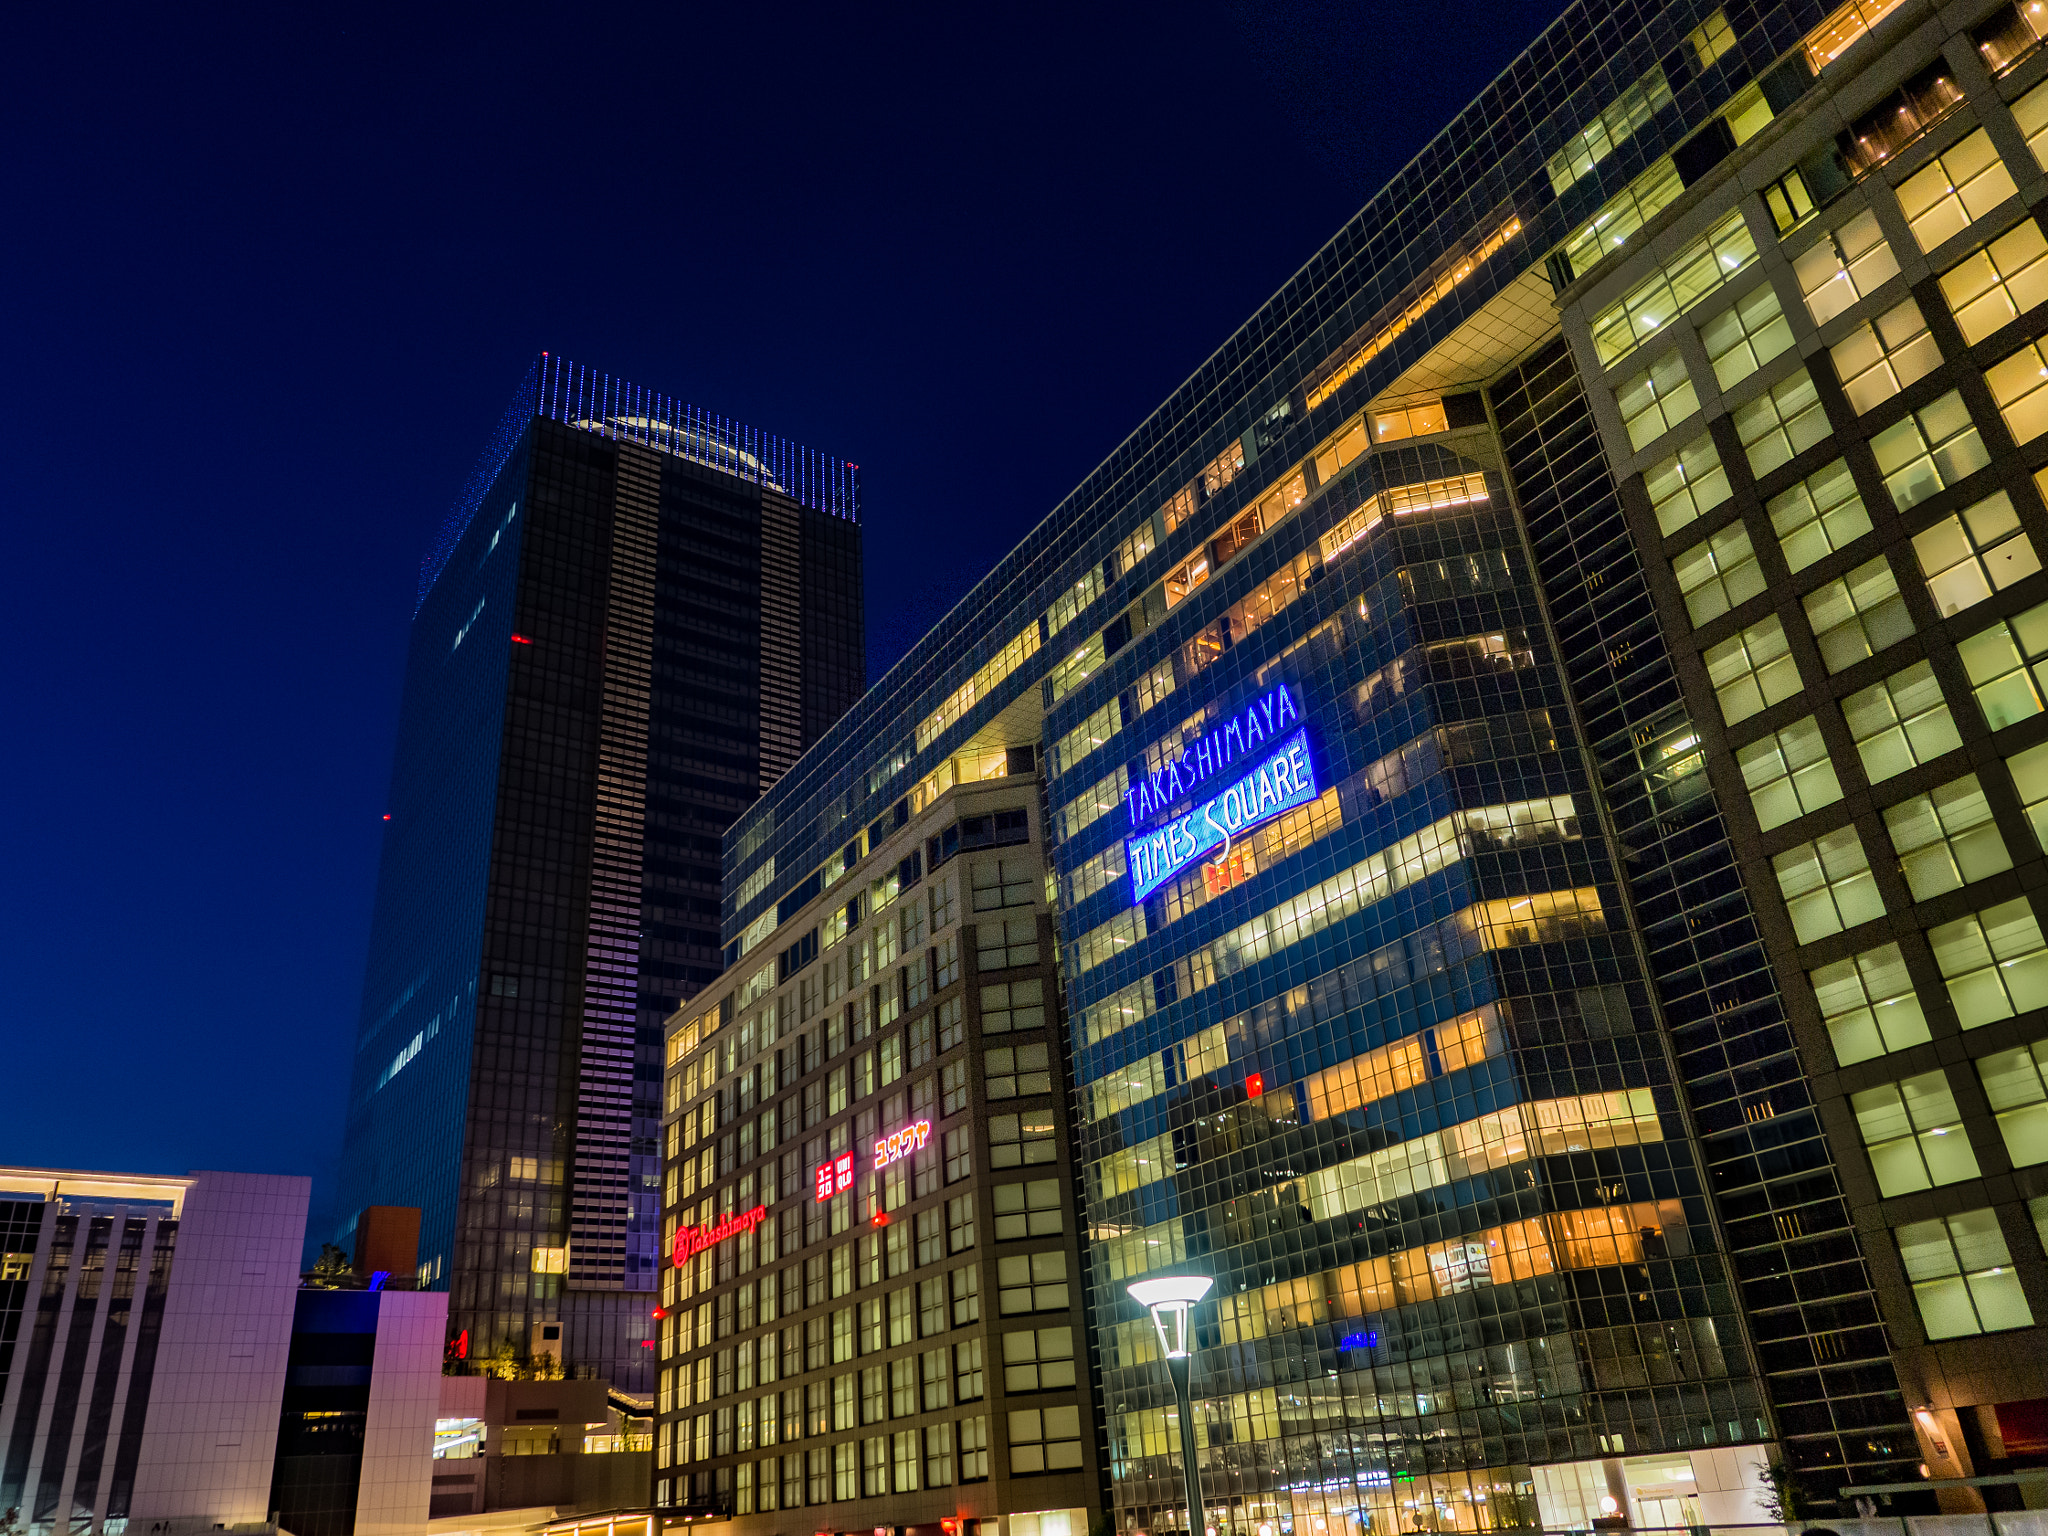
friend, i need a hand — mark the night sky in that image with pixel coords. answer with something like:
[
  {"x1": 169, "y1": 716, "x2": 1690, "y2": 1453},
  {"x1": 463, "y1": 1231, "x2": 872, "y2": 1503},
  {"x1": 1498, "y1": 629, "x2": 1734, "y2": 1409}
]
[{"x1": 2, "y1": 1, "x2": 1555, "y2": 1232}]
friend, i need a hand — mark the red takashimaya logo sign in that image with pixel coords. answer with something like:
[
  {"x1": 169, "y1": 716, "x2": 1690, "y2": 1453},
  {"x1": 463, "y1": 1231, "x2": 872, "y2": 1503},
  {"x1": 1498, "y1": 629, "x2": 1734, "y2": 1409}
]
[{"x1": 672, "y1": 1204, "x2": 768, "y2": 1266}]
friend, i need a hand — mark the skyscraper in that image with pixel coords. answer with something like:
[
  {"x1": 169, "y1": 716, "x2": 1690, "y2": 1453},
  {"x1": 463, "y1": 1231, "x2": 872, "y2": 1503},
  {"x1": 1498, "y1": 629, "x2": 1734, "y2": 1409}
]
[
  {"x1": 665, "y1": 0, "x2": 2048, "y2": 1523},
  {"x1": 336, "y1": 356, "x2": 864, "y2": 1392}
]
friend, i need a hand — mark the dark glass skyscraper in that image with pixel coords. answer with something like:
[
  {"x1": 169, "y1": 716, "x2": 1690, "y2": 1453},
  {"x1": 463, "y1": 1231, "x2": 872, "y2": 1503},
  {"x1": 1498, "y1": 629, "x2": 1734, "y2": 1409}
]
[{"x1": 335, "y1": 356, "x2": 864, "y2": 1391}]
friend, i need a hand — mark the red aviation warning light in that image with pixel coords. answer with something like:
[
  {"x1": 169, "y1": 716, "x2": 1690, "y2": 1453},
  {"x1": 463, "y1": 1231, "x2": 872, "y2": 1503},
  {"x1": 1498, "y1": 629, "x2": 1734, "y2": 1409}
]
[{"x1": 1246, "y1": 1072, "x2": 1264, "y2": 1098}]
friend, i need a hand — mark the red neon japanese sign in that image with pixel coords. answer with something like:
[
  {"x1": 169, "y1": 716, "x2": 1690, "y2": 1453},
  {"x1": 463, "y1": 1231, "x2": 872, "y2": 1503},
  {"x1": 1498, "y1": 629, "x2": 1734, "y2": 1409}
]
[
  {"x1": 873, "y1": 1119, "x2": 932, "y2": 1170},
  {"x1": 671, "y1": 1203, "x2": 768, "y2": 1267},
  {"x1": 814, "y1": 1151, "x2": 856, "y2": 1202}
]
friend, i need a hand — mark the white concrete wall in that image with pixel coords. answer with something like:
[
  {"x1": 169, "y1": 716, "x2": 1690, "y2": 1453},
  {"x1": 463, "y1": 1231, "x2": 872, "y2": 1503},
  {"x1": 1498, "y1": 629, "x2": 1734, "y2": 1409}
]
[
  {"x1": 354, "y1": 1288, "x2": 447, "y2": 1536},
  {"x1": 128, "y1": 1170, "x2": 308, "y2": 1522}
]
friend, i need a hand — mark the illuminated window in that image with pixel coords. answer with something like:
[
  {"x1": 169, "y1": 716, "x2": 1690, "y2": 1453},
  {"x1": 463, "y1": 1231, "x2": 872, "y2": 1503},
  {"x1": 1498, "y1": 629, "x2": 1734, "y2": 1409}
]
[
  {"x1": 1062, "y1": 842, "x2": 1125, "y2": 906},
  {"x1": 1702, "y1": 283, "x2": 1795, "y2": 388},
  {"x1": 992, "y1": 1179, "x2": 1062, "y2": 1240},
  {"x1": 1804, "y1": 0, "x2": 1905, "y2": 68},
  {"x1": 1199, "y1": 440, "x2": 1244, "y2": 497},
  {"x1": 1978, "y1": 1040, "x2": 2048, "y2": 1164},
  {"x1": 1940, "y1": 218, "x2": 2048, "y2": 343},
  {"x1": 1811, "y1": 942, "x2": 1931, "y2": 1064},
  {"x1": 1546, "y1": 66, "x2": 1674, "y2": 196},
  {"x1": 1644, "y1": 433, "x2": 1732, "y2": 536},
  {"x1": 1307, "y1": 218, "x2": 1523, "y2": 408},
  {"x1": 980, "y1": 979, "x2": 1044, "y2": 1034},
  {"x1": 1673, "y1": 521, "x2": 1765, "y2": 625},
  {"x1": 1310, "y1": 417, "x2": 1371, "y2": 485},
  {"x1": 1737, "y1": 716, "x2": 1842, "y2": 830},
  {"x1": 985, "y1": 1043, "x2": 1052, "y2": 1100},
  {"x1": 1854, "y1": 1069, "x2": 1979, "y2": 1192},
  {"x1": 1561, "y1": 156, "x2": 1685, "y2": 278},
  {"x1": 1050, "y1": 696, "x2": 1119, "y2": 776},
  {"x1": 915, "y1": 625, "x2": 1041, "y2": 752},
  {"x1": 1690, "y1": 8, "x2": 1737, "y2": 67},
  {"x1": 1162, "y1": 551, "x2": 1210, "y2": 608},
  {"x1": 1986, "y1": 335, "x2": 2048, "y2": 444},
  {"x1": 1768, "y1": 458, "x2": 1872, "y2": 572},
  {"x1": 1006, "y1": 1406, "x2": 1082, "y2": 1474},
  {"x1": 1319, "y1": 472, "x2": 1488, "y2": 562},
  {"x1": 1898, "y1": 129, "x2": 2019, "y2": 251},
  {"x1": 1162, "y1": 485, "x2": 1197, "y2": 535},
  {"x1": 2008, "y1": 738, "x2": 2048, "y2": 849},
  {"x1": 1885, "y1": 774, "x2": 2011, "y2": 899},
  {"x1": 1045, "y1": 631, "x2": 1104, "y2": 703},
  {"x1": 1112, "y1": 518, "x2": 1155, "y2": 578},
  {"x1": 1793, "y1": 207, "x2": 1901, "y2": 324},
  {"x1": 1616, "y1": 349, "x2": 1700, "y2": 448},
  {"x1": 1870, "y1": 390, "x2": 1989, "y2": 510},
  {"x1": 1763, "y1": 168, "x2": 1818, "y2": 234},
  {"x1": 989, "y1": 1113, "x2": 1056, "y2": 1169},
  {"x1": 2016, "y1": 76, "x2": 2048, "y2": 168},
  {"x1": 1591, "y1": 209, "x2": 1759, "y2": 367},
  {"x1": 1774, "y1": 825, "x2": 1884, "y2": 941},
  {"x1": 1833, "y1": 297, "x2": 1942, "y2": 412},
  {"x1": 1958, "y1": 598, "x2": 2048, "y2": 729},
  {"x1": 1896, "y1": 1209, "x2": 2033, "y2": 1336},
  {"x1": 532, "y1": 1246, "x2": 567, "y2": 1274},
  {"x1": 1733, "y1": 368, "x2": 1829, "y2": 476},
  {"x1": 996, "y1": 1251, "x2": 1068, "y2": 1313},
  {"x1": 1843, "y1": 660, "x2": 1960, "y2": 781},
  {"x1": 1043, "y1": 564, "x2": 1104, "y2": 637},
  {"x1": 1930, "y1": 897, "x2": 2048, "y2": 1026},
  {"x1": 1372, "y1": 397, "x2": 1449, "y2": 443},
  {"x1": 1705, "y1": 615, "x2": 1801, "y2": 724},
  {"x1": 1804, "y1": 555, "x2": 1913, "y2": 671},
  {"x1": 1914, "y1": 490, "x2": 2041, "y2": 617},
  {"x1": 1001, "y1": 1327, "x2": 1075, "y2": 1392}
]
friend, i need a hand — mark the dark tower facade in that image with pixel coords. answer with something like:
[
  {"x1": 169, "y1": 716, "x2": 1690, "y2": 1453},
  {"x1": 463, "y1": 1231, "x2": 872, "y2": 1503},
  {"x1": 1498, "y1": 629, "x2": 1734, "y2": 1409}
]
[{"x1": 335, "y1": 357, "x2": 864, "y2": 1391}]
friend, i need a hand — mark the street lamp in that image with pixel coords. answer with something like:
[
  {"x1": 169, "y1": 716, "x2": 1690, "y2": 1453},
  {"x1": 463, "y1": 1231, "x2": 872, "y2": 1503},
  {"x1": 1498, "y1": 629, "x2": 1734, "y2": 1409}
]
[{"x1": 1129, "y1": 1276, "x2": 1214, "y2": 1536}]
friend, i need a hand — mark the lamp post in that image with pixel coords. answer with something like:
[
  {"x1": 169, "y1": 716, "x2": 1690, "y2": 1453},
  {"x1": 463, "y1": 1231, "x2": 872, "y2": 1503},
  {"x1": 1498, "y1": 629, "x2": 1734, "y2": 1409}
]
[{"x1": 1129, "y1": 1276, "x2": 1214, "y2": 1536}]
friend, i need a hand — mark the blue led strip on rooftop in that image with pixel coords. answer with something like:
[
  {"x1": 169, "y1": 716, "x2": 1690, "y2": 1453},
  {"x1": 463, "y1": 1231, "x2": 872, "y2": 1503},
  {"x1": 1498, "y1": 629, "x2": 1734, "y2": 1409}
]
[{"x1": 416, "y1": 353, "x2": 859, "y2": 613}]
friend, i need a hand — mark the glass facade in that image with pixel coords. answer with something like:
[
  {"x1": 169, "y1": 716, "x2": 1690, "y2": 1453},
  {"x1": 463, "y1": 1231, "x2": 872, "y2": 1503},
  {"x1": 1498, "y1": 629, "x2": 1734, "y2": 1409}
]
[
  {"x1": 336, "y1": 359, "x2": 864, "y2": 1391},
  {"x1": 675, "y1": 0, "x2": 2048, "y2": 1524}
]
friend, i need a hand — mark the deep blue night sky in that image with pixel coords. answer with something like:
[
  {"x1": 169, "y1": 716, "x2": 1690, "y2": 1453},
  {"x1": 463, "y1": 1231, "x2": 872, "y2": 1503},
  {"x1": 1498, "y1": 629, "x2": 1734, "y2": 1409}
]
[{"x1": 1, "y1": 1, "x2": 1554, "y2": 1233}]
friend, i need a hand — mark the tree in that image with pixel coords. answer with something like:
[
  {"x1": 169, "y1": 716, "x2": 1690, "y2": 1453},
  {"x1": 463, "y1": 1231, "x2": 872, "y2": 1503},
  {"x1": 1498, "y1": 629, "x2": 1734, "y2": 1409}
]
[
  {"x1": 308, "y1": 1244, "x2": 351, "y2": 1284},
  {"x1": 1755, "y1": 1461, "x2": 1805, "y2": 1524}
]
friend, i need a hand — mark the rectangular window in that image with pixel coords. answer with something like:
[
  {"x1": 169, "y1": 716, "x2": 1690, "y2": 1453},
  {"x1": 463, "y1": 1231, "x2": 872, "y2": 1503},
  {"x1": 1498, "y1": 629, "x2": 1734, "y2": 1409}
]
[
  {"x1": 1733, "y1": 368, "x2": 1829, "y2": 477},
  {"x1": 1616, "y1": 348, "x2": 1701, "y2": 448},
  {"x1": 1977, "y1": 1040, "x2": 2048, "y2": 1165},
  {"x1": 861, "y1": 1436, "x2": 887, "y2": 1496},
  {"x1": 1673, "y1": 520, "x2": 1766, "y2": 625},
  {"x1": 1869, "y1": 390, "x2": 1990, "y2": 509},
  {"x1": 1773, "y1": 826, "x2": 1884, "y2": 942},
  {"x1": 1939, "y1": 217, "x2": 2048, "y2": 343},
  {"x1": 1591, "y1": 208, "x2": 1758, "y2": 367},
  {"x1": 1006, "y1": 1405, "x2": 1084, "y2": 1474},
  {"x1": 1842, "y1": 660, "x2": 1961, "y2": 781},
  {"x1": 1046, "y1": 631, "x2": 1106, "y2": 703},
  {"x1": 997, "y1": 1251, "x2": 1069, "y2": 1313},
  {"x1": 1987, "y1": 334, "x2": 2048, "y2": 443},
  {"x1": 955, "y1": 1339, "x2": 984, "y2": 1402},
  {"x1": 893, "y1": 1428, "x2": 919, "y2": 1491},
  {"x1": 1643, "y1": 432, "x2": 1732, "y2": 536},
  {"x1": 1001, "y1": 1326, "x2": 1077, "y2": 1393},
  {"x1": 1831, "y1": 297, "x2": 1942, "y2": 412},
  {"x1": 1897, "y1": 129, "x2": 2019, "y2": 251},
  {"x1": 1055, "y1": 763, "x2": 1127, "y2": 842},
  {"x1": 994, "y1": 1179, "x2": 1064, "y2": 1240},
  {"x1": 2007, "y1": 738, "x2": 2048, "y2": 849},
  {"x1": 915, "y1": 625, "x2": 1042, "y2": 752},
  {"x1": 924, "y1": 1421, "x2": 955, "y2": 1486},
  {"x1": 970, "y1": 857, "x2": 1035, "y2": 912},
  {"x1": 1810, "y1": 942, "x2": 1932, "y2": 1064},
  {"x1": 1794, "y1": 207, "x2": 1902, "y2": 324},
  {"x1": 1896, "y1": 1208, "x2": 2034, "y2": 1336},
  {"x1": 1915, "y1": 490, "x2": 2042, "y2": 617},
  {"x1": 986, "y1": 1043, "x2": 1053, "y2": 1099},
  {"x1": 959, "y1": 1414, "x2": 989, "y2": 1480},
  {"x1": 947, "y1": 1194, "x2": 976, "y2": 1252},
  {"x1": 1958, "y1": 598, "x2": 2048, "y2": 729},
  {"x1": 1050, "y1": 698, "x2": 1118, "y2": 777},
  {"x1": 1737, "y1": 716, "x2": 1843, "y2": 830},
  {"x1": 1702, "y1": 281, "x2": 1796, "y2": 388},
  {"x1": 944, "y1": 1125, "x2": 974, "y2": 1183},
  {"x1": 1804, "y1": 554, "x2": 1913, "y2": 671},
  {"x1": 978, "y1": 915, "x2": 1041, "y2": 972},
  {"x1": 1768, "y1": 458, "x2": 1873, "y2": 572},
  {"x1": 1883, "y1": 773, "x2": 2012, "y2": 899},
  {"x1": 1928, "y1": 897, "x2": 2048, "y2": 1026},
  {"x1": 1853, "y1": 1068, "x2": 1981, "y2": 1193},
  {"x1": 941, "y1": 1058, "x2": 968, "y2": 1115},
  {"x1": 980, "y1": 979, "x2": 1045, "y2": 1033},
  {"x1": 989, "y1": 1112, "x2": 1057, "y2": 1168},
  {"x1": 1045, "y1": 563, "x2": 1105, "y2": 637},
  {"x1": 950, "y1": 1263, "x2": 979, "y2": 1325},
  {"x1": 1705, "y1": 615, "x2": 1801, "y2": 724}
]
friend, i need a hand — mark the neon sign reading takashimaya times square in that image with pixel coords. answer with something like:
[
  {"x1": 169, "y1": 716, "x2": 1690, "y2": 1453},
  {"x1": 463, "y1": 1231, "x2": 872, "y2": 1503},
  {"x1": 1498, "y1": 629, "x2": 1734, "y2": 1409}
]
[{"x1": 1123, "y1": 685, "x2": 1319, "y2": 903}]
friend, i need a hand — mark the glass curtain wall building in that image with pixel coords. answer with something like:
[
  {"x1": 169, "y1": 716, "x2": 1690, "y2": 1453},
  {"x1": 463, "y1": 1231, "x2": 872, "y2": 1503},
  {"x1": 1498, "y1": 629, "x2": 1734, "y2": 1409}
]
[
  {"x1": 696, "y1": 0, "x2": 2048, "y2": 1525},
  {"x1": 335, "y1": 357, "x2": 864, "y2": 1392}
]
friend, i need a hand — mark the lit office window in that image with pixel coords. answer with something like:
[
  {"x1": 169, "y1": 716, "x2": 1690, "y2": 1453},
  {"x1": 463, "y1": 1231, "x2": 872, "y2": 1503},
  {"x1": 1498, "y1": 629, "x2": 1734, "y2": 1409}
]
[
  {"x1": 1853, "y1": 1069, "x2": 1980, "y2": 1193},
  {"x1": 1773, "y1": 826, "x2": 1884, "y2": 942},
  {"x1": 1896, "y1": 1208, "x2": 2033, "y2": 1336},
  {"x1": 1928, "y1": 897, "x2": 2048, "y2": 1026},
  {"x1": 1809, "y1": 942, "x2": 1931, "y2": 1064}
]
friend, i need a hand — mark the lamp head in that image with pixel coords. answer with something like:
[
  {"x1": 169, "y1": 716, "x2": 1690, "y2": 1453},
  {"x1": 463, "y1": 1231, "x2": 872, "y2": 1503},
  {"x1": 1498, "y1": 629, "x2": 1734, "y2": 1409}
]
[{"x1": 1127, "y1": 1274, "x2": 1213, "y2": 1358}]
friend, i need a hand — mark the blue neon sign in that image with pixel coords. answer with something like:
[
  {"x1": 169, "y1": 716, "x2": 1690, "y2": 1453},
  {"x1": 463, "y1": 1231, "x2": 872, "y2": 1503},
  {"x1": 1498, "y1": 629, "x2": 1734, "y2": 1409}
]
[{"x1": 1125, "y1": 726, "x2": 1319, "y2": 902}]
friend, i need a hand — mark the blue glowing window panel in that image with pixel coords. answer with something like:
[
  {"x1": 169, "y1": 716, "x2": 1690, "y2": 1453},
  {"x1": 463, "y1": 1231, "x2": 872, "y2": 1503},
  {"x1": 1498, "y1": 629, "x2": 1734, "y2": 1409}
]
[{"x1": 1125, "y1": 728, "x2": 1319, "y2": 903}]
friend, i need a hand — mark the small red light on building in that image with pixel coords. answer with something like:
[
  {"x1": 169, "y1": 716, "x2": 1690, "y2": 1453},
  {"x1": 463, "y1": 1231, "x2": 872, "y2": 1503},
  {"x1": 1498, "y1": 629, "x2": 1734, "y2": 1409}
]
[
  {"x1": 511, "y1": 633, "x2": 533, "y2": 645},
  {"x1": 871, "y1": 1210, "x2": 889, "y2": 1227},
  {"x1": 1246, "y1": 1072, "x2": 1264, "y2": 1098},
  {"x1": 382, "y1": 814, "x2": 391, "y2": 821},
  {"x1": 652, "y1": 1306, "x2": 666, "y2": 1319},
  {"x1": 640, "y1": 1339, "x2": 654, "y2": 1348}
]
